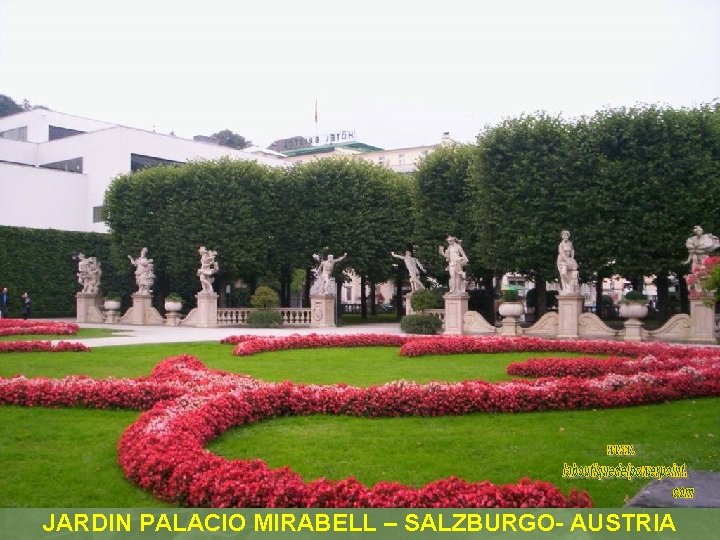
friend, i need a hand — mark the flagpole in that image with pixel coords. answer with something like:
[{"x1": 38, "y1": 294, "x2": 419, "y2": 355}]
[{"x1": 314, "y1": 98, "x2": 318, "y2": 143}]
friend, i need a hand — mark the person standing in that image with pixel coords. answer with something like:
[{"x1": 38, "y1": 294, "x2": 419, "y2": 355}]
[
  {"x1": 0, "y1": 287, "x2": 9, "y2": 317},
  {"x1": 20, "y1": 292, "x2": 31, "y2": 320}
]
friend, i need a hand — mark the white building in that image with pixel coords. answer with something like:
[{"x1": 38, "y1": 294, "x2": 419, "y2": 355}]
[
  {"x1": 279, "y1": 132, "x2": 458, "y2": 173},
  {"x1": 0, "y1": 109, "x2": 285, "y2": 233}
]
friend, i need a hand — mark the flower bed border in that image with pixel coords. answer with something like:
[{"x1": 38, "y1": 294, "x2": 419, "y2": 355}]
[{"x1": 4, "y1": 335, "x2": 720, "y2": 507}]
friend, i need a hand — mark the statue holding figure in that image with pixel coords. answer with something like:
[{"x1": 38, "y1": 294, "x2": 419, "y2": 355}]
[
  {"x1": 128, "y1": 247, "x2": 155, "y2": 295},
  {"x1": 197, "y1": 246, "x2": 219, "y2": 293},
  {"x1": 557, "y1": 229, "x2": 580, "y2": 295},
  {"x1": 439, "y1": 236, "x2": 468, "y2": 294},
  {"x1": 391, "y1": 250, "x2": 426, "y2": 292},
  {"x1": 311, "y1": 253, "x2": 347, "y2": 295},
  {"x1": 77, "y1": 253, "x2": 102, "y2": 294},
  {"x1": 683, "y1": 225, "x2": 720, "y2": 272}
]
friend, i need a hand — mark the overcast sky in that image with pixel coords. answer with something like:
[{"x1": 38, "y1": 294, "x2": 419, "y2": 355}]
[{"x1": 1, "y1": 0, "x2": 718, "y2": 149}]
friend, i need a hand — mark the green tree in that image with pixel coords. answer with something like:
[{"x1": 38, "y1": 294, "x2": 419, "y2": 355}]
[
  {"x1": 413, "y1": 144, "x2": 477, "y2": 280},
  {"x1": 104, "y1": 158, "x2": 284, "y2": 304},
  {"x1": 290, "y1": 158, "x2": 414, "y2": 317},
  {"x1": 469, "y1": 113, "x2": 590, "y2": 315},
  {"x1": 587, "y1": 103, "x2": 720, "y2": 314},
  {"x1": 211, "y1": 129, "x2": 251, "y2": 150},
  {"x1": 0, "y1": 94, "x2": 24, "y2": 117}
]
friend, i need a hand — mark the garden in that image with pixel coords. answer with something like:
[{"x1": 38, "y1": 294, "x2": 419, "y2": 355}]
[{"x1": 1, "y1": 320, "x2": 718, "y2": 508}]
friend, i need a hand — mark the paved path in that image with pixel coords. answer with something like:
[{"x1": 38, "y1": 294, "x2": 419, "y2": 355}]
[{"x1": 58, "y1": 322, "x2": 404, "y2": 348}]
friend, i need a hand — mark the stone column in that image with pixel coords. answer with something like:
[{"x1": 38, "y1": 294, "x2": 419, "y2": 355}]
[
  {"x1": 310, "y1": 294, "x2": 336, "y2": 328},
  {"x1": 443, "y1": 292, "x2": 469, "y2": 335},
  {"x1": 76, "y1": 293, "x2": 103, "y2": 323},
  {"x1": 690, "y1": 299, "x2": 717, "y2": 344},
  {"x1": 194, "y1": 292, "x2": 219, "y2": 328},
  {"x1": 557, "y1": 294, "x2": 584, "y2": 339}
]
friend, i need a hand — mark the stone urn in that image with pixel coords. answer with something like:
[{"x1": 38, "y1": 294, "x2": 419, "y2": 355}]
[
  {"x1": 618, "y1": 302, "x2": 648, "y2": 320},
  {"x1": 499, "y1": 301, "x2": 524, "y2": 318},
  {"x1": 164, "y1": 299, "x2": 183, "y2": 313},
  {"x1": 103, "y1": 299, "x2": 121, "y2": 311}
]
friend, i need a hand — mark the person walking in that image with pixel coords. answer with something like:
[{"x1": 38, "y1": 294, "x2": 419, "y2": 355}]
[
  {"x1": 0, "y1": 287, "x2": 9, "y2": 318},
  {"x1": 20, "y1": 292, "x2": 31, "y2": 320}
]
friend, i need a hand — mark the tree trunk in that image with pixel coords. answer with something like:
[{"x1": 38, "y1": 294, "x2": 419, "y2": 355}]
[
  {"x1": 595, "y1": 277, "x2": 604, "y2": 318},
  {"x1": 336, "y1": 280, "x2": 343, "y2": 325},
  {"x1": 535, "y1": 276, "x2": 547, "y2": 318},
  {"x1": 395, "y1": 269, "x2": 404, "y2": 320},
  {"x1": 360, "y1": 275, "x2": 368, "y2": 319},
  {"x1": 655, "y1": 273, "x2": 669, "y2": 320},
  {"x1": 369, "y1": 281, "x2": 377, "y2": 316},
  {"x1": 303, "y1": 267, "x2": 312, "y2": 308},
  {"x1": 679, "y1": 274, "x2": 689, "y2": 314}
]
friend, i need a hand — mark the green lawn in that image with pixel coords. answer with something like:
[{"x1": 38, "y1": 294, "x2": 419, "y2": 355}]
[{"x1": 0, "y1": 342, "x2": 717, "y2": 507}]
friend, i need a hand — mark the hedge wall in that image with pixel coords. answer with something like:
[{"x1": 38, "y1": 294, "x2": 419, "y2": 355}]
[{"x1": 0, "y1": 226, "x2": 132, "y2": 318}]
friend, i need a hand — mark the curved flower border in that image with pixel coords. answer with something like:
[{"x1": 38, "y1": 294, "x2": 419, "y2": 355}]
[
  {"x1": 0, "y1": 340, "x2": 89, "y2": 353},
  {"x1": 3, "y1": 335, "x2": 720, "y2": 507}
]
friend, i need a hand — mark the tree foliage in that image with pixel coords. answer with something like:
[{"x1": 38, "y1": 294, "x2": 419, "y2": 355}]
[
  {"x1": 291, "y1": 158, "x2": 414, "y2": 286},
  {"x1": 211, "y1": 129, "x2": 251, "y2": 150},
  {"x1": 413, "y1": 144, "x2": 476, "y2": 279},
  {"x1": 0, "y1": 94, "x2": 23, "y2": 117},
  {"x1": 104, "y1": 158, "x2": 283, "y2": 302}
]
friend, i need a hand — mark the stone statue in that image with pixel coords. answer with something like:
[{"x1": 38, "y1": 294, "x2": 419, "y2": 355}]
[
  {"x1": 439, "y1": 236, "x2": 468, "y2": 294},
  {"x1": 77, "y1": 253, "x2": 101, "y2": 294},
  {"x1": 557, "y1": 229, "x2": 579, "y2": 295},
  {"x1": 198, "y1": 246, "x2": 219, "y2": 293},
  {"x1": 311, "y1": 253, "x2": 347, "y2": 295},
  {"x1": 128, "y1": 247, "x2": 155, "y2": 295},
  {"x1": 683, "y1": 225, "x2": 720, "y2": 272},
  {"x1": 391, "y1": 250, "x2": 426, "y2": 292}
]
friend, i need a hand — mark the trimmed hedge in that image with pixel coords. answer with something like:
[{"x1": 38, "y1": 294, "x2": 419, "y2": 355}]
[
  {"x1": 0, "y1": 226, "x2": 132, "y2": 317},
  {"x1": 246, "y1": 310, "x2": 284, "y2": 328},
  {"x1": 400, "y1": 314, "x2": 443, "y2": 335}
]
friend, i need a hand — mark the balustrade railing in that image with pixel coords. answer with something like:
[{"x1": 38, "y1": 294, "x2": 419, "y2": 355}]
[
  {"x1": 216, "y1": 307, "x2": 312, "y2": 327},
  {"x1": 425, "y1": 309, "x2": 446, "y2": 323}
]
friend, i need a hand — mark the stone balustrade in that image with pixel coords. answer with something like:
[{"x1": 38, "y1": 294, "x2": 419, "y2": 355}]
[
  {"x1": 425, "y1": 309, "x2": 446, "y2": 324},
  {"x1": 216, "y1": 307, "x2": 312, "y2": 327}
]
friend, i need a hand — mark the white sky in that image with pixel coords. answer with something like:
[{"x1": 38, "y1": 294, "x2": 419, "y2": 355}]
[{"x1": 1, "y1": 0, "x2": 718, "y2": 149}]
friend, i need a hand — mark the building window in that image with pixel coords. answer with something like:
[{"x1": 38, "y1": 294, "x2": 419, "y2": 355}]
[
  {"x1": 39, "y1": 157, "x2": 83, "y2": 173},
  {"x1": 0, "y1": 126, "x2": 28, "y2": 141},
  {"x1": 92, "y1": 206, "x2": 104, "y2": 223},
  {"x1": 398, "y1": 153, "x2": 405, "y2": 165},
  {"x1": 131, "y1": 153, "x2": 182, "y2": 172},
  {"x1": 49, "y1": 125, "x2": 85, "y2": 140}
]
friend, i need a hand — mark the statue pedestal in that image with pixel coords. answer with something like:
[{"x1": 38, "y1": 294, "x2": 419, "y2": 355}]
[
  {"x1": 194, "y1": 292, "x2": 218, "y2": 328},
  {"x1": 557, "y1": 294, "x2": 584, "y2": 339},
  {"x1": 310, "y1": 295, "x2": 336, "y2": 328},
  {"x1": 690, "y1": 299, "x2": 717, "y2": 344},
  {"x1": 165, "y1": 312, "x2": 183, "y2": 326},
  {"x1": 76, "y1": 293, "x2": 104, "y2": 323},
  {"x1": 443, "y1": 293, "x2": 468, "y2": 335},
  {"x1": 623, "y1": 318, "x2": 644, "y2": 342},
  {"x1": 129, "y1": 293, "x2": 153, "y2": 325},
  {"x1": 105, "y1": 309, "x2": 121, "y2": 324},
  {"x1": 405, "y1": 291, "x2": 415, "y2": 315}
]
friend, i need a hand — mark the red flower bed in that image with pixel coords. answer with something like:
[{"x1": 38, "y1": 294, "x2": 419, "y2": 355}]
[
  {"x1": 399, "y1": 335, "x2": 660, "y2": 358},
  {"x1": 4, "y1": 335, "x2": 720, "y2": 508},
  {"x1": 231, "y1": 333, "x2": 413, "y2": 356},
  {"x1": 0, "y1": 319, "x2": 79, "y2": 336},
  {"x1": 0, "y1": 340, "x2": 89, "y2": 353},
  {"x1": 116, "y1": 355, "x2": 593, "y2": 507}
]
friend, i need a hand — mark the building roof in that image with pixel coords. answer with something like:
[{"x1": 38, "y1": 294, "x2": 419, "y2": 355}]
[{"x1": 281, "y1": 141, "x2": 384, "y2": 157}]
